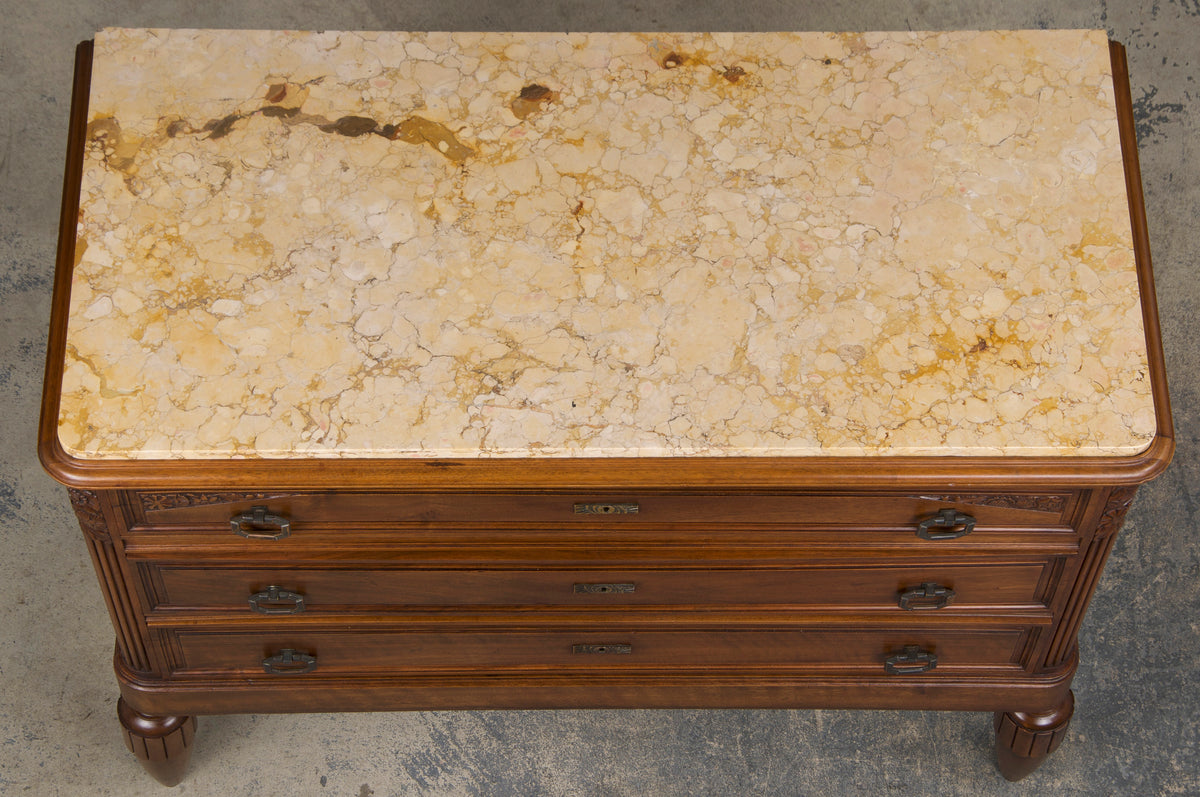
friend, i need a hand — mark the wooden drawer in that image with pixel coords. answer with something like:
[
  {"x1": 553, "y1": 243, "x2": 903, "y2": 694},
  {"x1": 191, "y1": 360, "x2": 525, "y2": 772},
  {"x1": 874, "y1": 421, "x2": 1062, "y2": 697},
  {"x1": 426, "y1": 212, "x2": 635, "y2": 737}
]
[
  {"x1": 129, "y1": 491, "x2": 1076, "y2": 531},
  {"x1": 169, "y1": 627, "x2": 1035, "y2": 674},
  {"x1": 143, "y1": 563, "x2": 1055, "y2": 612}
]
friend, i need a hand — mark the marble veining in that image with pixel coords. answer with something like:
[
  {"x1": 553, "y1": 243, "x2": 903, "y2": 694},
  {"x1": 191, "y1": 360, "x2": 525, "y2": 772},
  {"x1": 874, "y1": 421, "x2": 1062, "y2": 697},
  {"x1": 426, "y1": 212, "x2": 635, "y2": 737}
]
[{"x1": 59, "y1": 28, "x2": 1157, "y2": 458}]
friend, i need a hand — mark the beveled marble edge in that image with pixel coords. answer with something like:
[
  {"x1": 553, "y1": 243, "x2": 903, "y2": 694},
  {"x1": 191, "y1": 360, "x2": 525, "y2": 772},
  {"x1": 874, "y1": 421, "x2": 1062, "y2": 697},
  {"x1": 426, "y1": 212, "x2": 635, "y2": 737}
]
[{"x1": 80, "y1": 443, "x2": 1155, "y2": 460}]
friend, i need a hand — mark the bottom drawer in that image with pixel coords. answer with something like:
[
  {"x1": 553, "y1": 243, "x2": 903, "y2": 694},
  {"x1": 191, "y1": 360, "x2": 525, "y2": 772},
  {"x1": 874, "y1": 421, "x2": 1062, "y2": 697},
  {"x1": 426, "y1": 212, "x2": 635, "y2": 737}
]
[{"x1": 169, "y1": 628, "x2": 1034, "y2": 675}]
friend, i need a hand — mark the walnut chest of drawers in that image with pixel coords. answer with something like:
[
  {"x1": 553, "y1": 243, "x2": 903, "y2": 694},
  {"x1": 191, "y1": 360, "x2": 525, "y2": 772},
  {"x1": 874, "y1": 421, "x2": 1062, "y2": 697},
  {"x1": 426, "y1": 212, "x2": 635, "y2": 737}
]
[{"x1": 40, "y1": 29, "x2": 1173, "y2": 785}]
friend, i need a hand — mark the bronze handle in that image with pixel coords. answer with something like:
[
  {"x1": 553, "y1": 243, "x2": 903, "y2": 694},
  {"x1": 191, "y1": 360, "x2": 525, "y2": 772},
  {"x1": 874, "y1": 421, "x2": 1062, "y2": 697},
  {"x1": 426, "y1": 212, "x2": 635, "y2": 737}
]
[
  {"x1": 230, "y1": 506, "x2": 291, "y2": 540},
  {"x1": 884, "y1": 645, "x2": 938, "y2": 675},
  {"x1": 262, "y1": 648, "x2": 317, "y2": 674},
  {"x1": 915, "y1": 509, "x2": 975, "y2": 540},
  {"x1": 249, "y1": 586, "x2": 306, "y2": 614},
  {"x1": 898, "y1": 582, "x2": 956, "y2": 611}
]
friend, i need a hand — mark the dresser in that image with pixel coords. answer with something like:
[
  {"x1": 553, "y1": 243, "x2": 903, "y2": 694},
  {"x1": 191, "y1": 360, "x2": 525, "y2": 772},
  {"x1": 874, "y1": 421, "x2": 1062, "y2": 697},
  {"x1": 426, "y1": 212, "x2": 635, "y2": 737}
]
[{"x1": 40, "y1": 29, "x2": 1173, "y2": 786}]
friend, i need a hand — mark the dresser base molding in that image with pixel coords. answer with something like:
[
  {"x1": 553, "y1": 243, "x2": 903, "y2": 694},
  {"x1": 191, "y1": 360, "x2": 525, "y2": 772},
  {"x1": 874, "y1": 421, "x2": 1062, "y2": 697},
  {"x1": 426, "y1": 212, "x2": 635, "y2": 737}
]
[
  {"x1": 114, "y1": 661, "x2": 1075, "y2": 783},
  {"x1": 115, "y1": 653, "x2": 1077, "y2": 716}
]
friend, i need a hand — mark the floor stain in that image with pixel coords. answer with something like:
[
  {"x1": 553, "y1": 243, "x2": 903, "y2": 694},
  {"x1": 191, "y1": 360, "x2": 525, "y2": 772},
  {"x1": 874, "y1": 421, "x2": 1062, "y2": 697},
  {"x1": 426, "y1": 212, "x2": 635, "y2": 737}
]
[{"x1": 1132, "y1": 84, "x2": 1184, "y2": 142}]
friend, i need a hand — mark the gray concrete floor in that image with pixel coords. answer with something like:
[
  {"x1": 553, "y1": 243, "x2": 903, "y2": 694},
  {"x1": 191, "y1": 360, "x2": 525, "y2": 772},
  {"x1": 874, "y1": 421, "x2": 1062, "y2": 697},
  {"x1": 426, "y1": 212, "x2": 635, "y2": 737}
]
[{"x1": 2, "y1": 1, "x2": 1198, "y2": 795}]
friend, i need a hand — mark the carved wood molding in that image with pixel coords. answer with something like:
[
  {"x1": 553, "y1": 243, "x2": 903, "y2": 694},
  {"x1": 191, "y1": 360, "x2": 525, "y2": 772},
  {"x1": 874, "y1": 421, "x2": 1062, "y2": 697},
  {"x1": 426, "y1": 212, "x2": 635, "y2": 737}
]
[
  {"x1": 914, "y1": 494, "x2": 1068, "y2": 513},
  {"x1": 68, "y1": 487, "x2": 110, "y2": 541},
  {"x1": 85, "y1": 534, "x2": 152, "y2": 672},
  {"x1": 1095, "y1": 486, "x2": 1139, "y2": 539},
  {"x1": 137, "y1": 492, "x2": 285, "y2": 512},
  {"x1": 68, "y1": 490, "x2": 154, "y2": 673}
]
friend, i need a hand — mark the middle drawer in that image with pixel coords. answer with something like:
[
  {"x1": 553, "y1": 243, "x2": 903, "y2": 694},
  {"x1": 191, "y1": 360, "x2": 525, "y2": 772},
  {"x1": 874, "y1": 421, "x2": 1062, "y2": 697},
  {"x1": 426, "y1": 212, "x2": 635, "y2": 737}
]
[{"x1": 140, "y1": 563, "x2": 1055, "y2": 613}]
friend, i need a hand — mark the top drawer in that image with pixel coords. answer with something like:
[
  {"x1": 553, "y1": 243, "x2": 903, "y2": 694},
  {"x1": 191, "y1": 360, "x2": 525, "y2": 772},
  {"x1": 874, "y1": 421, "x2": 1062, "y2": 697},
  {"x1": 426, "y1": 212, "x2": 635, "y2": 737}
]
[{"x1": 128, "y1": 491, "x2": 1076, "y2": 531}]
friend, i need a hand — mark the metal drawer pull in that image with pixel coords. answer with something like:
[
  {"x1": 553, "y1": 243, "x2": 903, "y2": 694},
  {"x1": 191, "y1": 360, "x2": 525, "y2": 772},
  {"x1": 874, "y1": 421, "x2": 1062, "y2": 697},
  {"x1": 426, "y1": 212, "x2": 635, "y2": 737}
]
[
  {"x1": 915, "y1": 509, "x2": 976, "y2": 540},
  {"x1": 262, "y1": 649, "x2": 317, "y2": 674},
  {"x1": 572, "y1": 643, "x2": 633, "y2": 655},
  {"x1": 249, "y1": 586, "x2": 306, "y2": 614},
  {"x1": 898, "y1": 582, "x2": 956, "y2": 611},
  {"x1": 884, "y1": 645, "x2": 938, "y2": 675},
  {"x1": 574, "y1": 502, "x2": 639, "y2": 515},
  {"x1": 573, "y1": 583, "x2": 636, "y2": 594},
  {"x1": 230, "y1": 506, "x2": 291, "y2": 540}
]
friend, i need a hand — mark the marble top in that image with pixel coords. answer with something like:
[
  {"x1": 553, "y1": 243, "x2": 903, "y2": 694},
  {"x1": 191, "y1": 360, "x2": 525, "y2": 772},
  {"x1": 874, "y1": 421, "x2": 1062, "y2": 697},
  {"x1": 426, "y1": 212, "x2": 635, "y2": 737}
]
[{"x1": 59, "y1": 28, "x2": 1157, "y2": 459}]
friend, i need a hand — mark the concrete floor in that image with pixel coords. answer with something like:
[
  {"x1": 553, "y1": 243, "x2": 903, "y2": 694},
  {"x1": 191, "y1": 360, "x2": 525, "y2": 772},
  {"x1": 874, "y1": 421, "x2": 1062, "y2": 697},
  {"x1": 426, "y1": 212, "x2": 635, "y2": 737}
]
[{"x1": 2, "y1": 1, "x2": 1198, "y2": 794}]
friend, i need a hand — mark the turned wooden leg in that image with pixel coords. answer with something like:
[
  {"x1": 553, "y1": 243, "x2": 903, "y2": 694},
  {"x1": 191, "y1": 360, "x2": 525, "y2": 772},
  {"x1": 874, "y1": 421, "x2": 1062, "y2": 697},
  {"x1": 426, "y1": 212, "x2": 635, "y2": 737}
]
[
  {"x1": 993, "y1": 690, "x2": 1074, "y2": 781},
  {"x1": 117, "y1": 698, "x2": 197, "y2": 787}
]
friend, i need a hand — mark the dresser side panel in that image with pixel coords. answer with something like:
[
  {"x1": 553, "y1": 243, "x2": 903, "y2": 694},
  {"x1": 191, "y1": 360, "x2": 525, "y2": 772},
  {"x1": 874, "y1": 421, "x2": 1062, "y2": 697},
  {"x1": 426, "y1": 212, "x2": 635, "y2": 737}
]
[
  {"x1": 1044, "y1": 486, "x2": 1139, "y2": 667},
  {"x1": 68, "y1": 488, "x2": 154, "y2": 673}
]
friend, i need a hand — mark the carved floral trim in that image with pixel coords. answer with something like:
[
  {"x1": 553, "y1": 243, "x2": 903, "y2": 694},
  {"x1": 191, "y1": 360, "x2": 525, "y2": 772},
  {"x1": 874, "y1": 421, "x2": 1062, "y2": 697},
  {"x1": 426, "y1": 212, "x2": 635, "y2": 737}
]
[
  {"x1": 913, "y1": 494, "x2": 1068, "y2": 513},
  {"x1": 1095, "y1": 485, "x2": 1139, "y2": 538},
  {"x1": 137, "y1": 492, "x2": 287, "y2": 513},
  {"x1": 67, "y1": 488, "x2": 109, "y2": 541}
]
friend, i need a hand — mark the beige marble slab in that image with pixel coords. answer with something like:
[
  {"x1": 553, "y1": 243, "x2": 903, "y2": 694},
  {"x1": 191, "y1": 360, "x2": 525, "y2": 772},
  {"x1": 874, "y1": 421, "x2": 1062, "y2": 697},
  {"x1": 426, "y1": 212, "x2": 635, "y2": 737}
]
[{"x1": 59, "y1": 28, "x2": 1156, "y2": 459}]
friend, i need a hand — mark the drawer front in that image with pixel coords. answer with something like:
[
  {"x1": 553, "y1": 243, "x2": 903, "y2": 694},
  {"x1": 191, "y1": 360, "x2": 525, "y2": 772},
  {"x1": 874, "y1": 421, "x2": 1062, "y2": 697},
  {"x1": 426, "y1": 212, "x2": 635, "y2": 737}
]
[
  {"x1": 130, "y1": 491, "x2": 1075, "y2": 531},
  {"x1": 171, "y1": 628, "x2": 1033, "y2": 674},
  {"x1": 144, "y1": 563, "x2": 1053, "y2": 612}
]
